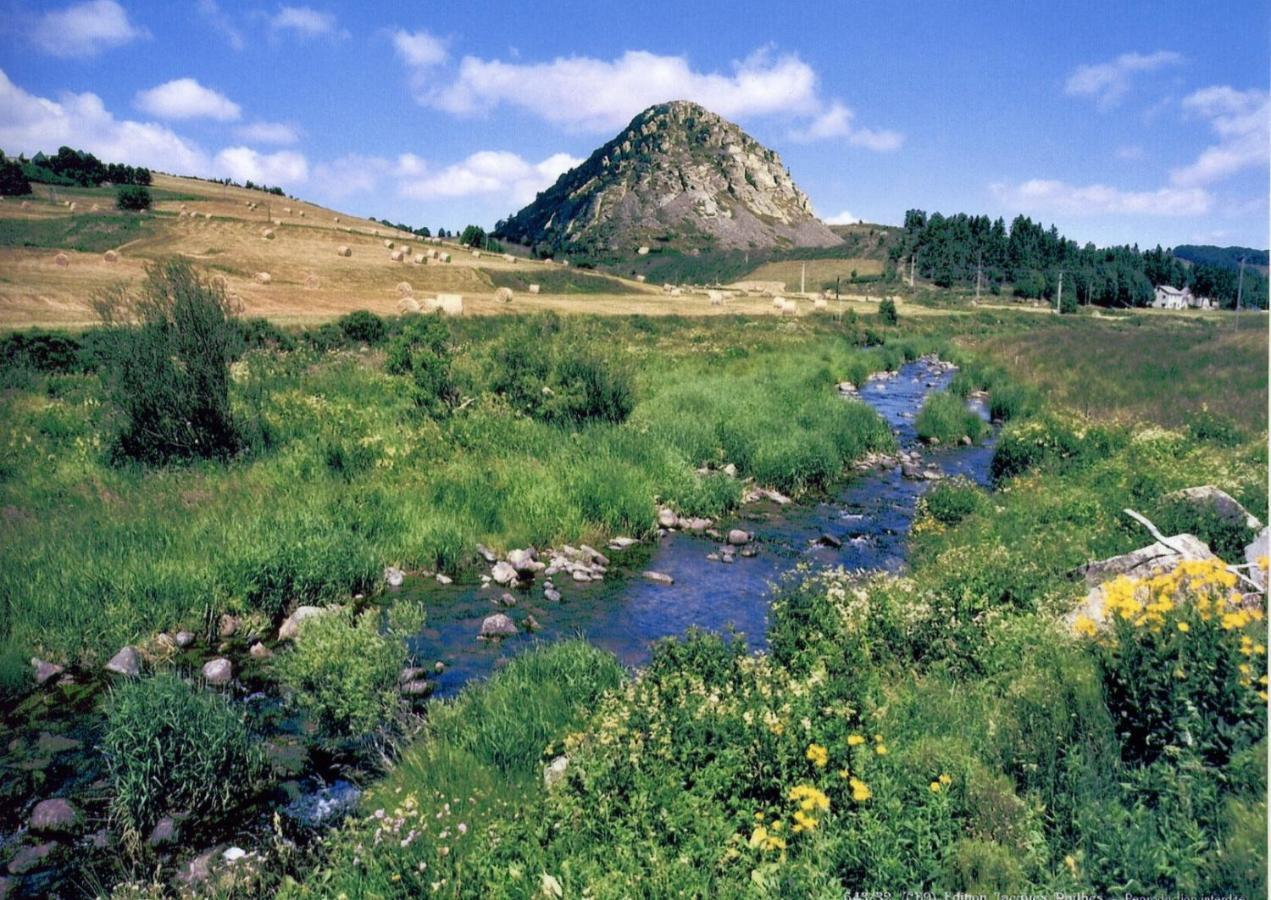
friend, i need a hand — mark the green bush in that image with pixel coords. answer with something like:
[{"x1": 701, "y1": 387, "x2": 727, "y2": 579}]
[
  {"x1": 237, "y1": 317, "x2": 294, "y2": 351},
  {"x1": 991, "y1": 416, "x2": 1085, "y2": 480},
  {"x1": 0, "y1": 329, "x2": 83, "y2": 373},
  {"x1": 1149, "y1": 494, "x2": 1259, "y2": 562},
  {"x1": 115, "y1": 185, "x2": 151, "y2": 211},
  {"x1": 919, "y1": 476, "x2": 987, "y2": 526},
  {"x1": 92, "y1": 258, "x2": 246, "y2": 464},
  {"x1": 386, "y1": 313, "x2": 456, "y2": 415},
  {"x1": 302, "y1": 322, "x2": 346, "y2": 352},
  {"x1": 916, "y1": 391, "x2": 987, "y2": 445},
  {"x1": 273, "y1": 607, "x2": 408, "y2": 740},
  {"x1": 104, "y1": 674, "x2": 265, "y2": 852},
  {"x1": 337, "y1": 310, "x2": 387, "y2": 345},
  {"x1": 878, "y1": 297, "x2": 898, "y2": 325}
]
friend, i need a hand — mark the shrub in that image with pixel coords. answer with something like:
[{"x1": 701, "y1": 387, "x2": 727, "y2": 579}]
[
  {"x1": 919, "y1": 476, "x2": 987, "y2": 526},
  {"x1": 115, "y1": 185, "x2": 151, "y2": 211},
  {"x1": 1149, "y1": 494, "x2": 1259, "y2": 562},
  {"x1": 0, "y1": 154, "x2": 31, "y2": 195},
  {"x1": 92, "y1": 258, "x2": 245, "y2": 464},
  {"x1": 273, "y1": 607, "x2": 409, "y2": 740},
  {"x1": 302, "y1": 322, "x2": 345, "y2": 352},
  {"x1": 104, "y1": 674, "x2": 265, "y2": 852},
  {"x1": 991, "y1": 416, "x2": 1087, "y2": 480},
  {"x1": 916, "y1": 392, "x2": 986, "y2": 445},
  {"x1": 237, "y1": 317, "x2": 294, "y2": 351},
  {"x1": 337, "y1": 310, "x2": 387, "y2": 345},
  {"x1": 386, "y1": 313, "x2": 456, "y2": 415},
  {"x1": 1185, "y1": 406, "x2": 1245, "y2": 447},
  {"x1": 878, "y1": 297, "x2": 898, "y2": 325},
  {"x1": 0, "y1": 330, "x2": 83, "y2": 373}
]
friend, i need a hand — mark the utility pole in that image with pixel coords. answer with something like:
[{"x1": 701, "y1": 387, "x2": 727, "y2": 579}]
[
  {"x1": 1055, "y1": 270, "x2": 1064, "y2": 315},
  {"x1": 835, "y1": 275, "x2": 841, "y2": 303},
  {"x1": 908, "y1": 254, "x2": 916, "y2": 289},
  {"x1": 1235, "y1": 255, "x2": 1246, "y2": 328},
  {"x1": 800, "y1": 262, "x2": 806, "y2": 295}
]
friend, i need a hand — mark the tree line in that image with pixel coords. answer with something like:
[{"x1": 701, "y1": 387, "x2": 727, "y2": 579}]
[
  {"x1": 890, "y1": 210, "x2": 1268, "y2": 310},
  {"x1": 0, "y1": 146, "x2": 152, "y2": 194}
]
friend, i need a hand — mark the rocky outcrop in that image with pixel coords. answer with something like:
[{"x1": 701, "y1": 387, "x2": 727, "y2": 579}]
[
  {"x1": 494, "y1": 101, "x2": 842, "y2": 256},
  {"x1": 1160, "y1": 485, "x2": 1263, "y2": 530}
]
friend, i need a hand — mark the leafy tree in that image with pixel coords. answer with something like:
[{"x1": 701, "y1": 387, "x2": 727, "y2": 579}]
[
  {"x1": 459, "y1": 224, "x2": 487, "y2": 248},
  {"x1": 386, "y1": 313, "x2": 456, "y2": 415},
  {"x1": 878, "y1": 297, "x2": 899, "y2": 325},
  {"x1": 0, "y1": 152, "x2": 31, "y2": 195},
  {"x1": 116, "y1": 185, "x2": 151, "y2": 211}
]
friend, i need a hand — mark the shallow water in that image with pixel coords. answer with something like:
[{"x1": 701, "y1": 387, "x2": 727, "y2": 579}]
[{"x1": 405, "y1": 358, "x2": 995, "y2": 698}]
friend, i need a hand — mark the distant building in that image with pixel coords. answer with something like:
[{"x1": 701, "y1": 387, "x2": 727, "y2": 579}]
[{"x1": 1152, "y1": 284, "x2": 1216, "y2": 310}]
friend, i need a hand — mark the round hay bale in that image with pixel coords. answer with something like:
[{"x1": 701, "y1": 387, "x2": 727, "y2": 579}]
[
  {"x1": 396, "y1": 281, "x2": 413, "y2": 297},
  {"x1": 271, "y1": 218, "x2": 281, "y2": 225},
  {"x1": 384, "y1": 239, "x2": 394, "y2": 249},
  {"x1": 813, "y1": 297, "x2": 828, "y2": 309},
  {"x1": 494, "y1": 287, "x2": 514, "y2": 303},
  {"x1": 413, "y1": 254, "x2": 425, "y2": 264},
  {"x1": 91, "y1": 203, "x2": 100, "y2": 212},
  {"x1": 427, "y1": 294, "x2": 464, "y2": 316},
  {"x1": 255, "y1": 272, "x2": 272, "y2": 284},
  {"x1": 503, "y1": 253, "x2": 515, "y2": 263},
  {"x1": 262, "y1": 228, "x2": 275, "y2": 240},
  {"x1": 103, "y1": 250, "x2": 119, "y2": 263},
  {"x1": 283, "y1": 207, "x2": 292, "y2": 215},
  {"x1": 202, "y1": 212, "x2": 211, "y2": 219},
  {"x1": 637, "y1": 245, "x2": 650, "y2": 255},
  {"x1": 54, "y1": 252, "x2": 69, "y2": 267},
  {"x1": 390, "y1": 250, "x2": 405, "y2": 262},
  {"x1": 304, "y1": 273, "x2": 321, "y2": 290},
  {"x1": 333, "y1": 216, "x2": 340, "y2": 224},
  {"x1": 336, "y1": 245, "x2": 351, "y2": 257},
  {"x1": 471, "y1": 250, "x2": 481, "y2": 258},
  {"x1": 528, "y1": 283, "x2": 541, "y2": 294},
  {"x1": 635, "y1": 274, "x2": 647, "y2": 283},
  {"x1": 68, "y1": 202, "x2": 77, "y2": 211},
  {"x1": 772, "y1": 296, "x2": 785, "y2": 309},
  {"x1": 781, "y1": 301, "x2": 797, "y2": 316},
  {"x1": 439, "y1": 253, "x2": 451, "y2": 263},
  {"x1": 298, "y1": 210, "x2": 305, "y2": 218},
  {"x1": 20, "y1": 200, "x2": 30, "y2": 208},
  {"x1": 398, "y1": 296, "x2": 421, "y2": 314}
]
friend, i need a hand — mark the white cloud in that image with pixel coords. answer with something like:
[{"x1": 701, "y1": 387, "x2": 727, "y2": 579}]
[
  {"x1": 1064, "y1": 50, "x2": 1183, "y2": 110},
  {"x1": 197, "y1": 0, "x2": 245, "y2": 51},
  {"x1": 1115, "y1": 144, "x2": 1145, "y2": 161},
  {"x1": 270, "y1": 6, "x2": 341, "y2": 39},
  {"x1": 135, "y1": 78, "x2": 241, "y2": 122},
  {"x1": 417, "y1": 47, "x2": 900, "y2": 149},
  {"x1": 234, "y1": 120, "x2": 301, "y2": 144},
  {"x1": 401, "y1": 150, "x2": 581, "y2": 205},
  {"x1": 213, "y1": 146, "x2": 308, "y2": 186},
  {"x1": 1170, "y1": 85, "x2": 1270, "y2": 187},
  {"x1": 311, "y1": 154, "x2": 393, "y2": 199},
  {"x1": 30, "y1": 0, "x2": 148, "y2": 58},
  {"x1": 392, "y1": 29, "x2": 447, "y2": 68},
  {"x1": 824, "y1": 209, "x2": 861, "y2": 225},
  {"x1": 991, "y1": 178, "x2": 1211, "y2": 216},
  {"x1": 0, "y1": 68, "x2": 209, "y2": 173}
]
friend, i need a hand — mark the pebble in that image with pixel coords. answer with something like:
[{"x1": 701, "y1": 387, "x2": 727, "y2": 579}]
[
  {"x1": 202, "y1": 658, "x2": 232, "y2": 686},
  {"x1": 104, "y1": 646, "x2": 141, "y2": 677},
  {"x1": 642, "y1": 571, "x2": 674, "y2": 585}
]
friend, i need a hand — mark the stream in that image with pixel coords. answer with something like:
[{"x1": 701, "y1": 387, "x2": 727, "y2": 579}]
[{"x1": 0, "y1": 356, "x2": 994, "y2": 897}]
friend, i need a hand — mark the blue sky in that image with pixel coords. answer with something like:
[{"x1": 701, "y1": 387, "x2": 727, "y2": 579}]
[{"x1": 1, "y1": 0, "x2": 1267, "y2": 248}]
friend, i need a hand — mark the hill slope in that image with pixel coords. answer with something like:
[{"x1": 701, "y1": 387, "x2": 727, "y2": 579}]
[{"x1": 494, "y1": 101, "x2": 841, "y2": 257}]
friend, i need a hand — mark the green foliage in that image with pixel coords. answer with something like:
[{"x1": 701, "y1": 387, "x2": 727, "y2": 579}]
[
  {"x1": 918, "y1": 476, "x2": 987, "y2": 526},
  {"x1": 104, "y1": 674, "x2": 265, "y2": 852},
  {"x1": 237, "y1": 316, "x2": 295, "y2": 351},
  {"x1": 386, "y1": 313, "x2": 456, "y2": 415},
  {"x1": 0, "y1": 329, "x2": 83, "y2": 373},
  {"x1": 915, "y1": 391, "x2": 986, "y2": 444},
  {"x1": 878, "y1": 296, "x2": 898, "y2": 324},
  {"x1": 115, "y1": 185, "x2": 151, "y2": 211},
  {"x1": 0, "y1": 152, "x2": 31, "y2": 195},
  {"x1": 92, "y1": 259, "x2": 245, "y2": 464},
  {"x1": 338, "y1": 310, "x2": 387, "y2": 345},
  {"x1": 273, "y1": 606, "x2": 410, "y2": 740},
  {"x1": 1149, "y1": 494, "x2": 1258, "y2": 562}
]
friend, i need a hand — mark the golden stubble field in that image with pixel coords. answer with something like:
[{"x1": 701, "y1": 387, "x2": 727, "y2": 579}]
[{"x1": 0, "y1": 174, "x2": 935, "y2": 329}]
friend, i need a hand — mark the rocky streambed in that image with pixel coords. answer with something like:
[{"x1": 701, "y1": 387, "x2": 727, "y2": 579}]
[{"x1": 0, "y1": 355, "x2": 993, "y2": 897}]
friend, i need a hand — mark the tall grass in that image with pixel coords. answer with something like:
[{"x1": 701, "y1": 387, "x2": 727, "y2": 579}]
[{"x1": 915, "y1": 391, "x2": 987, "y2": 444}]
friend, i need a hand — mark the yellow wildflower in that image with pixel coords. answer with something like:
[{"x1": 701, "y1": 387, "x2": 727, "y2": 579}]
[
  {"x1": 849, "y1": 777, "x2": 872, "y2": 802},
  {"x1": 1176, "y1": 621, "x2": 1190, "y2": 633},
  {"x1": 874, "y1": 744, "x2": 888, "y2": 756},
  {"x1": 805, "y1": 743, "x2": 829, "y2": 768},
  {"x1": 847, "y1": 734, "x2": 865, "y2": 746},
  {"x1": 939, "y1": 773, "x2": 952, "y2": 786},
  {"x1": 1073, "y1": 615, "x2": 1098, "y2": 637},
  {"x1": 929, "y1": 781, "x2": 942, "y2": 793},
  {"x1": 788, "y1": 785, "x2": 830, "y2": 813}
]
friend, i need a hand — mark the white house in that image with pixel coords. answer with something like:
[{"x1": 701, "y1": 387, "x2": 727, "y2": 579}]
[{"x1": 1153, "y1": 285, "x2": 1190, "y2": 309}]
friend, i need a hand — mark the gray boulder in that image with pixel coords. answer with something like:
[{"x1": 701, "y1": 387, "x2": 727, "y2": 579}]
[
  {"x1": 480, "y1": 613, "x2": 517, "y2": 638},
  {"x1": 726, "y1": 529, "x2": 752, "y2": 546},
  {"x1": 149, "y1": 816, "x2": 180, "y2": 848},
  {"x1": 543, "y1": 755, "x2": 570, "y2": 789},
  {"x1": 31, "y1": 658, "x2": 63, "y2": 687},
  {"x1": 1161, "y1": 485, "x2": 1264, "y2": 531},
  {"x1": 7, "y1": 842, "x2": 55, "y2": 875},
  {"x1": 1246, "y1": 526, "x2": 1269, "y2": 591},
  {"x1": 105, "y1": 646, "x2": 141, "y2": 677},
  {"x1": 30, "y1": 798, "x2": 82, "y2": 835},
  {"x1": 642, "y1": 571, "x2": 674, "y2": 585},
  {"x1": 278, "y1": 606, "x2": 328, "y2": 641},
  {"x1": 657, "y1": 508, "x2": 679, "y2": 529},
  {"x1": 202, "y1": 658, "x2": 232, "y2": 686},
  {"x1": 1068, "y1": 534, "x2": 1218, "y2": 632},
  {"x1": 491, "y1": 561, "x2": 518, "y2": 586},
  {"x1": 506, "y1": 548, "x2": 539, "y2": 576},
  {"x1": 384, "y1": 566, "x2": 405, "y2": 588},
  {"x1": 174, "y1": 630, "x2": 196, "y2": 649}
]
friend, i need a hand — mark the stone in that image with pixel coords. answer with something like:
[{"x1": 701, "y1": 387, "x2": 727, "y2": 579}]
[
  {"x1": 507, "y1": 548, "x2": 540, "y2": 576},
  {"x1": 179, "y1": 846, "x2": 227, "y2": 886},
  {"x1": 175, "y1": 630, "x2": 196, "y2": 648},
  {"x1": 30, "y1": 798, "x2": 82, "y2": 835},
  {"x1": 434, "y1": 661, "x2": 446, "y2": 674},
  {"x1": 249, "y1": 642, "x2": 272, "y2": 660},
  {"x1": 35, "y1": 733, "x2": 80, "y2": 754},
  {"x1": 524, "y1": 614, "x2": 541, "y2": 632},
  {"x1": 384, "y1": 566, "x2": 405, "y2": 588},
  {"x1": 218, "y1": 614, "x2": 239, "y2": 638},
  {"x1": 202, "y1": 658, "x2": 232, "y2": 686},
  {"x1": 543, "y1": 754, "x2": 569, "y2": 789},
  {"x1": 7, "y1": 842, "x2": 55, "y2": 875},
  {"x1": 480, "y1": 614, "x2": 517, "y2": 638},
  {"x1": 759, "y1": 488, "x2": 792, "y2": 505},
  {"x1": 723, "y1": 463, "x2": 737, "y2": 478},
  {"x1": 608, "y1": 536, "x2": 638, "y2": 550},
  {"x1": 399, "y1": 667, "x2": 426, "y2": 683},
  {"x1": 223, "y1": 847, "x2": 247, "y2": 863},
  {"x1": 642, "y1": 571, "x2": 674, "y2": 586},
  {"x1": 491, "y1": 561, "x2": 518, "y2": 586},
  {"x1": 657, "y1": 508, "x2": 679, "y2": 529},
  {"x1": 1245, "y1": 527, "x2": 1268, "y2": 591},
  {"x1": 400, "y1": 679, "x2": 432, "y2": 696},
  {"x1": 740, "y1": 545, "x2": 759, "y2": 558},
  {"x1": 31, "y1": 658, "x2": 63, "y2": 686},
  {"x1": 1078, "y1": 534, "x2": 1217, "y2": 588},
  {"x1": 544, "y1": 588, "x2": 562, "y2": 603},
  {"x1": 819, "y1": 533, "x2": 843, "y2": 549},
  {"x1": 149, "y1": 816, "x2": 180, "y2": 847},
  {"x1": 105, "y1": 646, "x2": 141, "y2": 677},
  {"x1": 278, "y1": 606, "x2": 328, "y2": 641},
  {"x1": 901, "y1": 463, "x2": 922, "y2": 479},
  {"x1": 475, "y1": 544, "x2": 497, "y2": 563},
  {"x1": 435, "y1": 573, "x2": 453, "y2": 585},
  {"x1": 961, "y1": 435, "x2": 973, "y2": 446},
  {"x1": 571, "y1": 570, "x2": 592, "y2": 583},
  {"x1": 579, "y1": 544, "x2": 609, "y2": 566},
  {"x1": 1161, "y1": 485, "x2": 1264, "y2": 531},
  {"x1": 726, "y1": 529, "x2": 752, "y2": 546}
]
